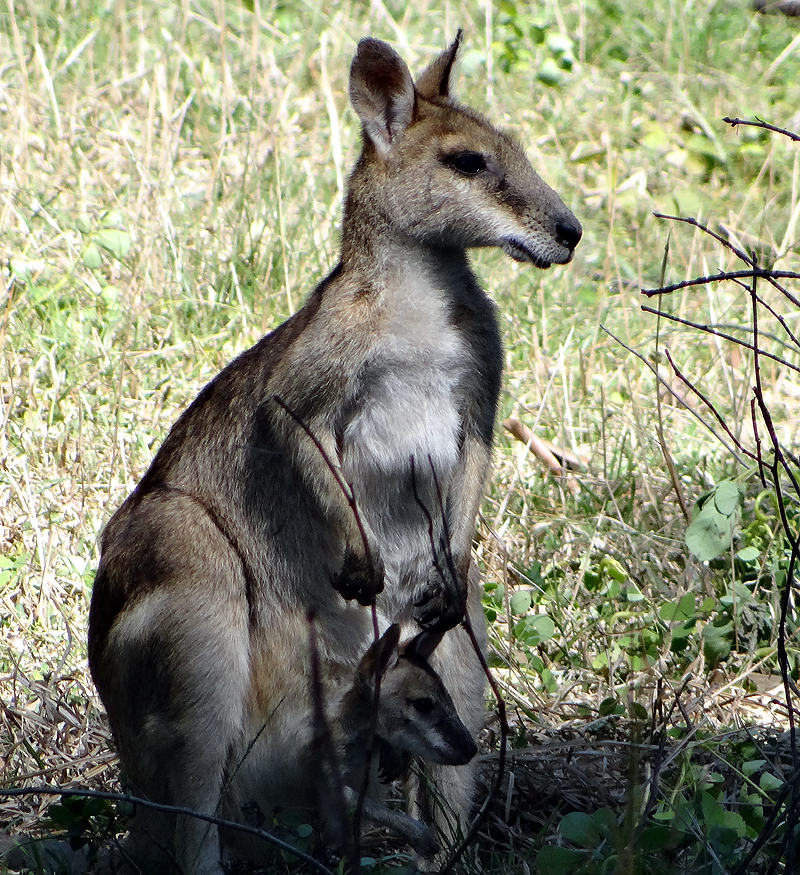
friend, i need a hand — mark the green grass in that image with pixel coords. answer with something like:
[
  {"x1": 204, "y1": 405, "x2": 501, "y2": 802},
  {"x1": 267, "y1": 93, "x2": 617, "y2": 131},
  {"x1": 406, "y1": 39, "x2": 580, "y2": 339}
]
[{"x1": 2, "y1": 0, "x2": 800, "y2": 872}]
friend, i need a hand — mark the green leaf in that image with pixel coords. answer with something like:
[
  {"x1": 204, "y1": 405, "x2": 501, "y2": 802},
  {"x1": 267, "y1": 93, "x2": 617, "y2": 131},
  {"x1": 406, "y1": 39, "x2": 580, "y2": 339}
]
[
  {"x1": 660, "y1": 593, "x2": 696, "y2": 622},
  {"x1": 546, "y1": 34, "x2": 574, "y2": 56},
  {"x1": 536, "y1": 845, "x2": 585, "y2": 875},
  {"x1": 94, "y1": 229, "x2": 131, "y2": 260},
  {"x1": 686, "y1": 503, "x2": 732, "y2": 561},
  {"x1": 558, "y1": 811, "x2": 601, "y2": 848},
  {"x1": 536, "y1": 57, "x2": 562, "y2": 86},
  {"x1": 529, "y1": 613, "x2": 555, "y2": 641},
  {"x1": 510, "y1": 590, "x2": 533, "y2": 615},
  {"x1": 101, "y1": 285, "x2": 120, "y2": 308},
  {"x1": 737, "y1": 546, "x2": 760, "y2": 563},
  {"x1": 760, "y1": 772, "x2": 783, "y2": 793},
  {"x1": 720, "y1": 809, "x2": 748, "y2": 837},
  {"x1": 640, "y1": 824, "x2": 673, "y2": 851},
  {"x1": 82, "y1": 243, "x2": 102, "y2": 269},
  {"x1": 624, "y1": 582, "x2": 644, "y2": 603},
  {"x1": 599, "y1": 696, "x2": 619, "y2": 716},
  {"x1": 514, "y1": 613, "x2": 555, "y2": 646},
  {"x1": 46, "y1": 803, "x2": 79, "y2": 829},
  {"x1": 714, "y1": 480, "x2": 741, "y2": 516},
  {"x1": 699, "y1": 597, "x2": 717, "y2": 614},
  {"x1": 584, "y1": 568, "x2": 602, "y2": 589},
  {"x1": 742, "y1": 759, "x2": 766, "y2": 777},
  {"x1": 592, "y1": 806, "x2": 618, "y2": 836},
  {"x1": 101, "y1": 210, "x2": 125, "y2": 228},
  {"x1": 600, "y1": 555, "x2": 628, "y2": 582},
  {"x1": 703, "y1": 618, "x2": 733, "y2": 666},
  {"x1": 629, "y1": 700, "x2": 648, "y2": 720}
]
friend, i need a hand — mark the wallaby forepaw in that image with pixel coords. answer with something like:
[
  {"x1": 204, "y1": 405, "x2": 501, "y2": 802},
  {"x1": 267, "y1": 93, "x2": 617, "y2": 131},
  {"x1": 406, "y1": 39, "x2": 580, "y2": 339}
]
[
  {"x1": 412, "y1": 583, "x2": 465, "y2": 632},
  {"x1": 332, "y1": 548, "x2": 384, "y2": 605}
]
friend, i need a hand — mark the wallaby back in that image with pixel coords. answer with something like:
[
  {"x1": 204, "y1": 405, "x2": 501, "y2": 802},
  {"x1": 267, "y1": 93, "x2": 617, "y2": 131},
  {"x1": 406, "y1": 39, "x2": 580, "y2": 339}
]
[{"x1": 88, "y1": 32, "x2": 580, "y2": 875}]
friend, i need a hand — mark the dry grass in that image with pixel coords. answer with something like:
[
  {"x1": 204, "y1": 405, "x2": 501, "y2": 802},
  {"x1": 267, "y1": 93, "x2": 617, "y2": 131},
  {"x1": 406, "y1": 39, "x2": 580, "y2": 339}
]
[{"x1": 2, "y1": 0, "x2": 800, "y2": 871}]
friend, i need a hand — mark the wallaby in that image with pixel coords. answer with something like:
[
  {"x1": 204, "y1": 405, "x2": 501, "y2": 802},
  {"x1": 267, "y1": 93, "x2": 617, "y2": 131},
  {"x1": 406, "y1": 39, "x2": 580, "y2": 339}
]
[
  {"x1": 88, "y1": 31, "x2": 581, "y2": 875},
  {"x1": 223, "y1": 624, "x2": 477, "y2": 864}
]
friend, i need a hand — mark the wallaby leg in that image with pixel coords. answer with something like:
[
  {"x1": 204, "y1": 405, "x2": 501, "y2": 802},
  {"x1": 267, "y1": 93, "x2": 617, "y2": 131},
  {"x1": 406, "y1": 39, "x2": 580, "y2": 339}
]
[
  {"x1": 92, "y1": 501, "x2": 251, "y2": 875},
  {"x1": 341, "y1": 787, "x2": 438, "y2": 859}
]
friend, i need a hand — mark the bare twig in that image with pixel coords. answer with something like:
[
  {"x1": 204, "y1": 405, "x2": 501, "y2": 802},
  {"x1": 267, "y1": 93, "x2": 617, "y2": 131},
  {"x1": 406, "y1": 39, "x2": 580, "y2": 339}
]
[
  {"x1": 408, "y1": 454, "x2": 509, "y2": 875},
  {"x1": 599, "y1": 325, "x2": 747, "y2": 466},
  {"x1": 640, "y1": 306, "x2": 800, "y2": 375},
  {"x1": 723, "y1": 116, "x2": 800, "y2": 142},
  {"x1": 273, "y1": 395, "x2": 380, "y2": 591},
  {"x1": 642, "y1": 269, "x2": 800, "y2": 300},
  {"x1": 0, "y1": 786, "x2": 336, "y2": 875},
  {"x1": 646, "y1": 197, "x2": 800, "y2": 872},
  {"x1": 502, "y1": 417, "x2": 581, "y2": 496},
  {"x1": 308, "y1": 614, "x2": 356, "y2": 870}
]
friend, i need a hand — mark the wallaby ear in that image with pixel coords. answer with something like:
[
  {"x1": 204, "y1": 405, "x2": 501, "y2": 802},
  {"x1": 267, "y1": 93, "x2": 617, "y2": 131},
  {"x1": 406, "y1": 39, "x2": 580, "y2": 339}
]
[
  {"x1": 402, "y1": 629, "x2": 445, "y2": 664},
  {"x1": 358, "y1": 624, "x2": 401, "y2": 682},
  {"x1": 349, "y1": 38, "x2": 416, "y2": 156},
  {"x1": 414, "y1": 29, "x2": 462, "y2": 101}
]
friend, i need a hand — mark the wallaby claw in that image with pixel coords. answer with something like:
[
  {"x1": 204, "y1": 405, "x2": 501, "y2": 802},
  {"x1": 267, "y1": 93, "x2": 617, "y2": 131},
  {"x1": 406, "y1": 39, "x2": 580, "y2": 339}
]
[
  {"x1": 412, "y1": 583, "x2": 465, "y2": 632},
  {"x1": 332, "y1": 548, "x2": 385, "y2": 605}
]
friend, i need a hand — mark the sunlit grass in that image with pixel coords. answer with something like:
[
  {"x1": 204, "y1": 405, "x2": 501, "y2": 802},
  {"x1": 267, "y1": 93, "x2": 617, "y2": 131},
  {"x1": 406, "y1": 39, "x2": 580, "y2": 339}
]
[{"x1": 2, "y1": 0, "x2": 800, "y2": 870}]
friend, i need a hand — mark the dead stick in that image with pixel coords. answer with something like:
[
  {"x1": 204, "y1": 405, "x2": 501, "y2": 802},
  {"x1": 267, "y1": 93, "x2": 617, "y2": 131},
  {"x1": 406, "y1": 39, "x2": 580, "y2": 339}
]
[{"x1": 502, "y1": 417, "x2": 580, "y2": 495}]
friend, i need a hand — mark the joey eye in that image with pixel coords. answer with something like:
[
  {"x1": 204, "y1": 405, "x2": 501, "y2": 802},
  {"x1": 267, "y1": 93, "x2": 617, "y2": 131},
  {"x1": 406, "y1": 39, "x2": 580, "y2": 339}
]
[
  {"x1": 412, "y1": 697, "x2": 435, "y2": 714},
  {"x1": 442, "y1": 151, "x2": 487, "y2": 175}
]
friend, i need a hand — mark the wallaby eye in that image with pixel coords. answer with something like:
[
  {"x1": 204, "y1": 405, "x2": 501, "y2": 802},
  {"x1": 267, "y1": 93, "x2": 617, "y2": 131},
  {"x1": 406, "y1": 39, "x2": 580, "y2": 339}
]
[
  {"x1": 442, "y1": 151, "x2": 487, "y2": 175},
  {"x1": 412, "y1": 697, "x2": 435, "y2": 714}
]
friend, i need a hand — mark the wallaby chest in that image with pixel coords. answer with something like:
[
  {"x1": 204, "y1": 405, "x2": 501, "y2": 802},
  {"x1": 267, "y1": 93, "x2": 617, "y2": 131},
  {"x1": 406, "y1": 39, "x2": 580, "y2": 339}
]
[{"x1": 341, "y1": 261, "x2": 474, "y2": 481}]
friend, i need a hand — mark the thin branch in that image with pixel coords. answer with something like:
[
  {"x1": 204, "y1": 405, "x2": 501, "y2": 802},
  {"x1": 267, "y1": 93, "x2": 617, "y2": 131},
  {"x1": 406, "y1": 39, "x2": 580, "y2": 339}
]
[
  {"x1": 642, "y1": 269, "x2": 800, "y2": 298},
  {"x1": 652, "y1": 213, "x2": 757, "y2": 267},
  {"x1": 407, "y1": 454, "x2": 509, "y2": 875},
  {"x1": 439, "y1": 612, "x2": 508, "y2": 875},
  {"x1": 663, "y1": 349, "x2": 756, "y2": 464},
  {"x1": 652, "y1": 276, "x2": 691, "y2": 523},
  {"x1": 273, "y1": 395, "x2": 379, "y2": 592},
  {"x1": 0, "y1": 785, "x2": 336, "y2": 875},
  {"x1": 599, "y1": 325, "x2": 747, "y2": 466},
  {"x1": 723, "y1": 116, "x2": 800, "y2": 142},
  {"x1": 307, "y1": 614, "x2": 356, "y2": 871},
  {"x1": 640, "y1": 307, "x2": 800, "y2": 375}
]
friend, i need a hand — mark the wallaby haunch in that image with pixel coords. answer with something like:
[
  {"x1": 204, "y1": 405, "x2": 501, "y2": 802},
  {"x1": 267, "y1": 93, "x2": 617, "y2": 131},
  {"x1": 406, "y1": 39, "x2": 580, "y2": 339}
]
[
  {"x1": 88, "y1": 31, "x2": 580, "y2": 875},
  {"x1": 225, "y1": 625, "x2": 477, "y2": 863}
]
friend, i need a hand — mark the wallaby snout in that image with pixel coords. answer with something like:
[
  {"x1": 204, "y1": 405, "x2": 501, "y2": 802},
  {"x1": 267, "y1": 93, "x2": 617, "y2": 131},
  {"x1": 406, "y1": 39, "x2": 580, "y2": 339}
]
[{"x1": 349, "y1": 30, "x2": 581, "y2": 271}]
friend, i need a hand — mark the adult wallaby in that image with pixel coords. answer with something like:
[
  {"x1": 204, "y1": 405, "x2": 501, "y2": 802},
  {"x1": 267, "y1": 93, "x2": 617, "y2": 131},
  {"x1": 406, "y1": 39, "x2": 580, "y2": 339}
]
[
  {"x1": 88, "y1": 31, "x2": 580, "y2": 875},
  {"x1": 224, "y1": 624, "x2": 477, "y2": 864}
]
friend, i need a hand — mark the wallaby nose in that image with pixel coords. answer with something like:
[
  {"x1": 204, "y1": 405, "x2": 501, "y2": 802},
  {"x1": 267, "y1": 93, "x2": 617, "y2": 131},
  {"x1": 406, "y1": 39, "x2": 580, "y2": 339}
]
[{"x1": 556, "y1": 216, "x2": 582, "y2": 251}]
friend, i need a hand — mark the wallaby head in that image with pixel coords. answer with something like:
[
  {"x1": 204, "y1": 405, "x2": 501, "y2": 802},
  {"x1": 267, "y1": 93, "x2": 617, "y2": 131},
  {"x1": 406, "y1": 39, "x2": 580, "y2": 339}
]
[
  {"x1": 345, "y1": 30, "x2": 582, "y2": 268},
  {"x1": 350, "y1": 625, "x2": 478, "y2": 772}
]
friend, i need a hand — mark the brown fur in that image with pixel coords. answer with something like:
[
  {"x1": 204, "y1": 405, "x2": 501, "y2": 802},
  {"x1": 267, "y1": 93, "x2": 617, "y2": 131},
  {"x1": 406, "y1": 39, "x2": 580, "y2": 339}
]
[{"x1": 89, "y1": 32, "x2": 580, "y2": 875}]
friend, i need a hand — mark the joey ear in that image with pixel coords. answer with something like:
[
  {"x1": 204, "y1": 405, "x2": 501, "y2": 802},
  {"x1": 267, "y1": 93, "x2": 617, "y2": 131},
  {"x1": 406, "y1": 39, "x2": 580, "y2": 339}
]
[
  {"x1": 375, "y1": 624, "x2": 402, "y2": 675},
  {"x1": 358, "y1": 624, "x2": 401, "y2": 682},
  {"x1": 414, "y1": 29, "x2": 462, "y2": 101},
  {"x1": 402, "y1": 629, "x2": 445, "y2": 664},
  {"x1": 349, "y1": 38, "x2": 416, "y2": 155}
]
